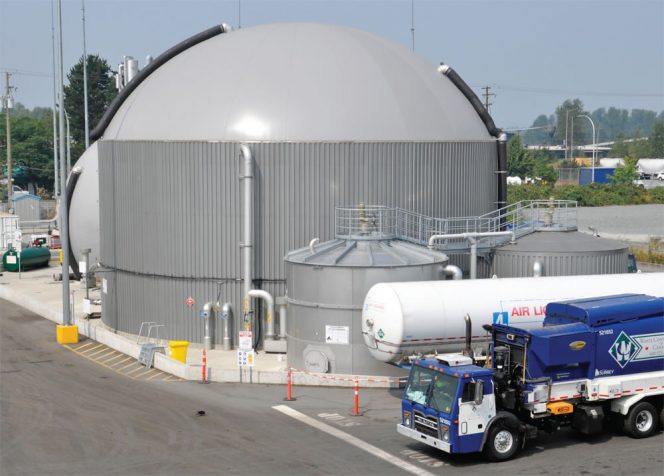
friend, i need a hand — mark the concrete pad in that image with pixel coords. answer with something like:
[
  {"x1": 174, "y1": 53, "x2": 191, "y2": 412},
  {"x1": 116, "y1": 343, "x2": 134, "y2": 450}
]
[{"x1": 0, "y1": 265, "x2": 401, "y2": 387}]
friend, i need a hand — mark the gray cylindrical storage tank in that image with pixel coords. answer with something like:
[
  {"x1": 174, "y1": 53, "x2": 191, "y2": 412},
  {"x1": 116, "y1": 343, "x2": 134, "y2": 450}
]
[
  {"x1": 492, "y1": 231, "x2": 629, "y2": 278},
  {"x1": 285, "y1": 238, "x2": 447, "y2": 376},
  {"x1": 92, "y1": 23, "x2": 502, "y2": 344}
]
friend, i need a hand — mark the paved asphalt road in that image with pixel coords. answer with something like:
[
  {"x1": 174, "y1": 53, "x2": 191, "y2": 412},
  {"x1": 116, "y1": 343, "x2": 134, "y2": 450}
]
[{"x1": 1, "y1": 299, "x2": 662, "y2": 476}]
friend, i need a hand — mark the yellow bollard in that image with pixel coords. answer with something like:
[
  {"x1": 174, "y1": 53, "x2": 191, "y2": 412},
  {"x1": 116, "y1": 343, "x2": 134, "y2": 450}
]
[
  {"x1": 56, "y1": 325, "x2": 79, "y2": 344},
  {"x1": 168, "y1": 341, "x2": 190, "y2": 363}
]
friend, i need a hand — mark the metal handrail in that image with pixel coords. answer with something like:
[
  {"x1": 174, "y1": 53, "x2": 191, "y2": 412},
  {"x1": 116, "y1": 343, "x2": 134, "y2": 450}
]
[{"x1": 335, "y1": 200, "x2": 577, "y2": 252}]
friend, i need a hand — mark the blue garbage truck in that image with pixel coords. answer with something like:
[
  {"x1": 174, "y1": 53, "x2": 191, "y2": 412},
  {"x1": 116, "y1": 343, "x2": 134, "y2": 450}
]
[{"x1": 397, "y1": 294, "x2": 664, "y2": 461}]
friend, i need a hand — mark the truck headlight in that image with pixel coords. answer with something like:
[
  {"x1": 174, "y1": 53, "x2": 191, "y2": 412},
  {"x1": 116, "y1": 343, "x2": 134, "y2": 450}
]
[
  {"x1": 441, "y1": 426, "x2": 450, "y2": 442},
  {"x1": 403, "y1": 412, "x2": 411, "y2": 427}
]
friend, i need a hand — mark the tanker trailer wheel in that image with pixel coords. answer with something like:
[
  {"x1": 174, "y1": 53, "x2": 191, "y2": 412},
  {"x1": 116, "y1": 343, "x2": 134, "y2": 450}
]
[
  {"x1": 623, "y1": 402, "x2": 658, "y2": 438},
  {"x1": 484, "y1": 422, "x2": 521, "y2": 461}
]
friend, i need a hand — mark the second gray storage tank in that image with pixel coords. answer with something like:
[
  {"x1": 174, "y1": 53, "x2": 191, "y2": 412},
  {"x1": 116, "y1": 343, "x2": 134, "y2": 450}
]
[
  {"x1": 285, "y1": 238, "x2": 447, "y2": 376},
  {"x1": 492, "y1": 231, "x2": 629, "y2": 277}
]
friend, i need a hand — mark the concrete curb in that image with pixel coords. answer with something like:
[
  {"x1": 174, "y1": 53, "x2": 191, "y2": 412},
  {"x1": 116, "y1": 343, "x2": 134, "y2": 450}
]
[{"x1": 0, "y1": 279, "x2": 402, "y2": 388}]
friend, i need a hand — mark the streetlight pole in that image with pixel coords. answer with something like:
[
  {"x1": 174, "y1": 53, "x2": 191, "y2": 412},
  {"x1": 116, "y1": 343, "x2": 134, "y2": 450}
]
[
  {"x1": 57, "y1": 0, "x2": 71, "y2": 327},
  {"x1": 577, "y1": 114, "x2": 596, "y2": 183},
  {"x1": 50, "y1": 0, "x2": 60, "y2": 199}
]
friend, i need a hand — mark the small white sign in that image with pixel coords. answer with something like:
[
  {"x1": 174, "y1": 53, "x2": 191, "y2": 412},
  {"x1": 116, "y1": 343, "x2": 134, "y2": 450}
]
[
  {"x1": 6, "y1": 255, "x2": 16, "y2": 264},
  {"x1": 325, "y1": 325, "x2": 350, "y2": 345},
  {"x1": 237, "y1": 350, "x2": 255, "y2": 367},
  {"x1": 239, "y1": 331, "x2": 253, "y2": 351},
  {"x1": 79, "y1": 261, "x2": 87, "y2": 274},
  {"x1": 102, "y1": 278, "x2": 108, "y2": 294}
]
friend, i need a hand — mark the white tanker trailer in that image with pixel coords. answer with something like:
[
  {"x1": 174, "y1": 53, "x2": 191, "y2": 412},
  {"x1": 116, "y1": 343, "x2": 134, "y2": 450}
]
[{"x1": 362, "y1": 273, "x2": 664, "y2": 363}]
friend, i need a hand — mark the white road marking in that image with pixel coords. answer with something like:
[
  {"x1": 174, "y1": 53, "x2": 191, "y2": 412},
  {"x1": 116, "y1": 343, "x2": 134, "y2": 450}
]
[{"x1": 273, "y1": 405, "x2": 435, "y2": 476}]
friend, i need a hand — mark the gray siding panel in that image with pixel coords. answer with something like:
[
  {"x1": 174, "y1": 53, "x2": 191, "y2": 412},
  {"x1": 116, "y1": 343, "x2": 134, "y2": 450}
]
[
  {"x1": 99, "y1": 140, "x2": 497, "y2": 343},
  {"x1": 492, "y1": 250, "x2": 628, "y2": 278}
]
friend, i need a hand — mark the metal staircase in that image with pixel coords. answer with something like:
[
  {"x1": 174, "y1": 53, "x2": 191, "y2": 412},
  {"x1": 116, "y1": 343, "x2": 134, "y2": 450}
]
[{"x1": 335, "y1": 200, "x2": 578, "y2": 254}]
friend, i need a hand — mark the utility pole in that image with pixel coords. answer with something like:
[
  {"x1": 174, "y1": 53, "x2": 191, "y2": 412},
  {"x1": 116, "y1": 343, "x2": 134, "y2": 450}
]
[
  {"x1": 482, "y1": 85, "x2": 494, "y2": 113},
  {"x1": 4, "y1": 72, "x2": 14, "y2": 211},
  {"x1": 82, "y1": 0, "x2": 90, "y2": 148}
]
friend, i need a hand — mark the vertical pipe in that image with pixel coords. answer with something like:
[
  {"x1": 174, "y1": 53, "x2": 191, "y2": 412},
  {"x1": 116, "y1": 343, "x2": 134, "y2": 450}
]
[
  {"x1": 240, "y1": 144, "x2": 253, "y2": 331},
  {"x1": 469, "y1": 237, "x2": 477, "y2": 279},
  {"x1": 222, "y1": 302, "x2": 232, "y2": 351},
  {"x1": 57, "y1": 0, "x2": 71, "y2": 326},
  {"x1": 277, "y1": 298, "x2": 287, "y2": 339}
]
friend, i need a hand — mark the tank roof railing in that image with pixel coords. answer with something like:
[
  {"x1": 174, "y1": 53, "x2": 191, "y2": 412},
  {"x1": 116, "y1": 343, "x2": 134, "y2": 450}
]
[{"x1": 334, "y1": 200, "x2": 577, "y2": 252}]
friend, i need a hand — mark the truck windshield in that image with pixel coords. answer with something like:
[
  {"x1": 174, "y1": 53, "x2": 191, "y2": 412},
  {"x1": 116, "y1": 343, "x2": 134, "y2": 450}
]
[
  {"x1": 404, "y1": 366, "x2": 435, "y2": 404},
  {"x1": 429, "y1": 373, "x2": 458, "y2": 414}
]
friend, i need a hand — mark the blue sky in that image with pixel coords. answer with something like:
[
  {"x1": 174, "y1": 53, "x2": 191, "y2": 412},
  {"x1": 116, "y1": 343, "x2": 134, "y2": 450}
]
[{"x1": 1, "y1": 0, "x2": 662, "y2": 129}]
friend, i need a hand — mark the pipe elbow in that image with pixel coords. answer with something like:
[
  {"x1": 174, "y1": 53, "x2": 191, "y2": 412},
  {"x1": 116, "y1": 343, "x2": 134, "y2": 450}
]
[
  {"x1": 437, "y1": 63, "x2": 451, "y2": 75},
  {"x1": 309, "y1": 237, "x2": 319, "y2": 254},
  {"x1": 240, "y1": 143, "x2": 252, "y2": 161},
  {"x1": 443, "y1": 264, "x2": 462, "y2": 280},
  {"x1": 248, "y1": 289, "x2": 274, "y2": 308}
]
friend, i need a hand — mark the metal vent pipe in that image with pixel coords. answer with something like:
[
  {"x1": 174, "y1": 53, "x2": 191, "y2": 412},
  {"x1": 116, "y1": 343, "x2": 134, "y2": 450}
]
[{"x1": 241, "y1": 144, "x2": 254, "y2": 333}]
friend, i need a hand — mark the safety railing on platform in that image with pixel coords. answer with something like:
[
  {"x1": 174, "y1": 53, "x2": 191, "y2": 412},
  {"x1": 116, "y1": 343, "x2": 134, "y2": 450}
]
[{"x1": 335, "y1": 200, "x2": 577, "y2": 253}]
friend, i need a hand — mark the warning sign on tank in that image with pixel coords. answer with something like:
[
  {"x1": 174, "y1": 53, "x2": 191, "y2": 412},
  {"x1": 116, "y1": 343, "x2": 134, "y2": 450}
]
[{"x1": 325, "y1": 325, "x2": 349, "y2": 345}]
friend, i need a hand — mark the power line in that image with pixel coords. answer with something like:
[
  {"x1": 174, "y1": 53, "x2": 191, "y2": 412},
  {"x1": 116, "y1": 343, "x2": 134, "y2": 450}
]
[{"x1": 0, "y1": 69, "x2": 52, "y2": 78}]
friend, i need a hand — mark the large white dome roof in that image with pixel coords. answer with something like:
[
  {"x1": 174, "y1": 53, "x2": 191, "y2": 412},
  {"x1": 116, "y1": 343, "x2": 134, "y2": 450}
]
[{"x1": 102, "y1": 23, "x2": 492, "y2": 142}]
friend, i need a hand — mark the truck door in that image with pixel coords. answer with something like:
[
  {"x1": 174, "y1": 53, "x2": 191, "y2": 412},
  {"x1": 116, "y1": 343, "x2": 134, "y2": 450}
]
[{"x1": 457, "y1": 378, "x2": 495, "y2": 451}]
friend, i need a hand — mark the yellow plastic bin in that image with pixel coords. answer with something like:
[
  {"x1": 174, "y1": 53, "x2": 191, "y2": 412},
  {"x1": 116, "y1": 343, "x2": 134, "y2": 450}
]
[{"x1": 168, "y1": 341, "x2": 190, "y2": 363}]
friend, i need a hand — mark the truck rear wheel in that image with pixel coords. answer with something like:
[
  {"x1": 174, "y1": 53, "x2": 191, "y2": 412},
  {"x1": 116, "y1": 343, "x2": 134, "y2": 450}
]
[
  {"x1": 624, "y1": 402, "x2": 658, "y2": 438},
  {"x1": 484, "y1": 423, "x2": 520, "y2": 461}
]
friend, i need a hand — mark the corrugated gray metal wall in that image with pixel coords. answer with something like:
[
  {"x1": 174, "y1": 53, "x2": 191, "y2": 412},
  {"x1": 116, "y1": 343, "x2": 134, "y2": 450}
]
[
  {"x1": 13, "y1": 197, "x2": 41, "y2": 222},
  {"x1": 98, "y1": 140, "x2": 498, "y2": 343},
  {"x1": 492, "y1": 250, "x2": 628, "y2": 278}
]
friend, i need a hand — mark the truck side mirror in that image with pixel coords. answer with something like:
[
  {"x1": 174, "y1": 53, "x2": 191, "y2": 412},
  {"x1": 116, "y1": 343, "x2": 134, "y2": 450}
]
[{"x1": 474, "y1": 380, "x2": 484, "y2": 405}]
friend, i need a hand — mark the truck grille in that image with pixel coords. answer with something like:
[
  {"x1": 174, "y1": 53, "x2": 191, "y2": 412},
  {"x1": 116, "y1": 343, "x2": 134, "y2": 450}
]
[{"x1": 414, "y1": 412, "x2": 439, "y2": 438}]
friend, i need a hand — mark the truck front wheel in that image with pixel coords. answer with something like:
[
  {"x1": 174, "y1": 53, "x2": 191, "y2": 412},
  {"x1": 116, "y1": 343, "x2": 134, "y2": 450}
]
[
  {"x1": 624, "y1": 402, "x2": 658, "y2": 438},
  {"x1": 484, "y1": 423, "x2": 520, "y2": 461}
]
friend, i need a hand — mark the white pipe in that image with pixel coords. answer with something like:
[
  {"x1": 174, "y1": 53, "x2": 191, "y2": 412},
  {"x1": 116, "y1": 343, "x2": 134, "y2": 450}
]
[
  {"x1": 277, "y1": 298, "x2": 287, "y2": 339},
  {"x1": 309, "y1": 237, "x2": 319, "y2": 254},
  {"x1": 222, "y1": 302, "x2": 232, "y2": 351},
  {"x1": 533, "y1": 261, "x2": 543, "y2": 278},
  {"x1": 202, "y1": 301, "x2": 216, "y2": 350},
  {"x1": 248, "y1": 289, "x2": 275, "y2": 340},
  {"x1": 428, "y1": 231, "x2": 515, "y2": 280},
  {"x1": 443, "y1": 264, "x2": 462, "y2": 280},
  {"x1": 240, "y1": 144, "x2": 253, "y2": 329}
]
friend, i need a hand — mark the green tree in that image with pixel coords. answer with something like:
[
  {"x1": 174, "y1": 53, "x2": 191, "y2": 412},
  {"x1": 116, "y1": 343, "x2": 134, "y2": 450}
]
[
  {"x1": 63, "y1": 54, "x2": 116, "y2": 161},
  {"x1": 648, "y1": 121, "x2": 664, "y2": 157},
  {"x1": 554, "y1": 99, "x2": 589, "y2": 146},
  {"x1": 0, "y1": 103, "x2": 55, "y2": 193},
  {"x1": 507, "y1": 135, "x2": 534, "y2": 178},
  {"x1": 532, "y1": 150, "x2": 557, "y2": 184},
  {"x1": 611, "y1": 156, "x2": 639, "y2": 184}
]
